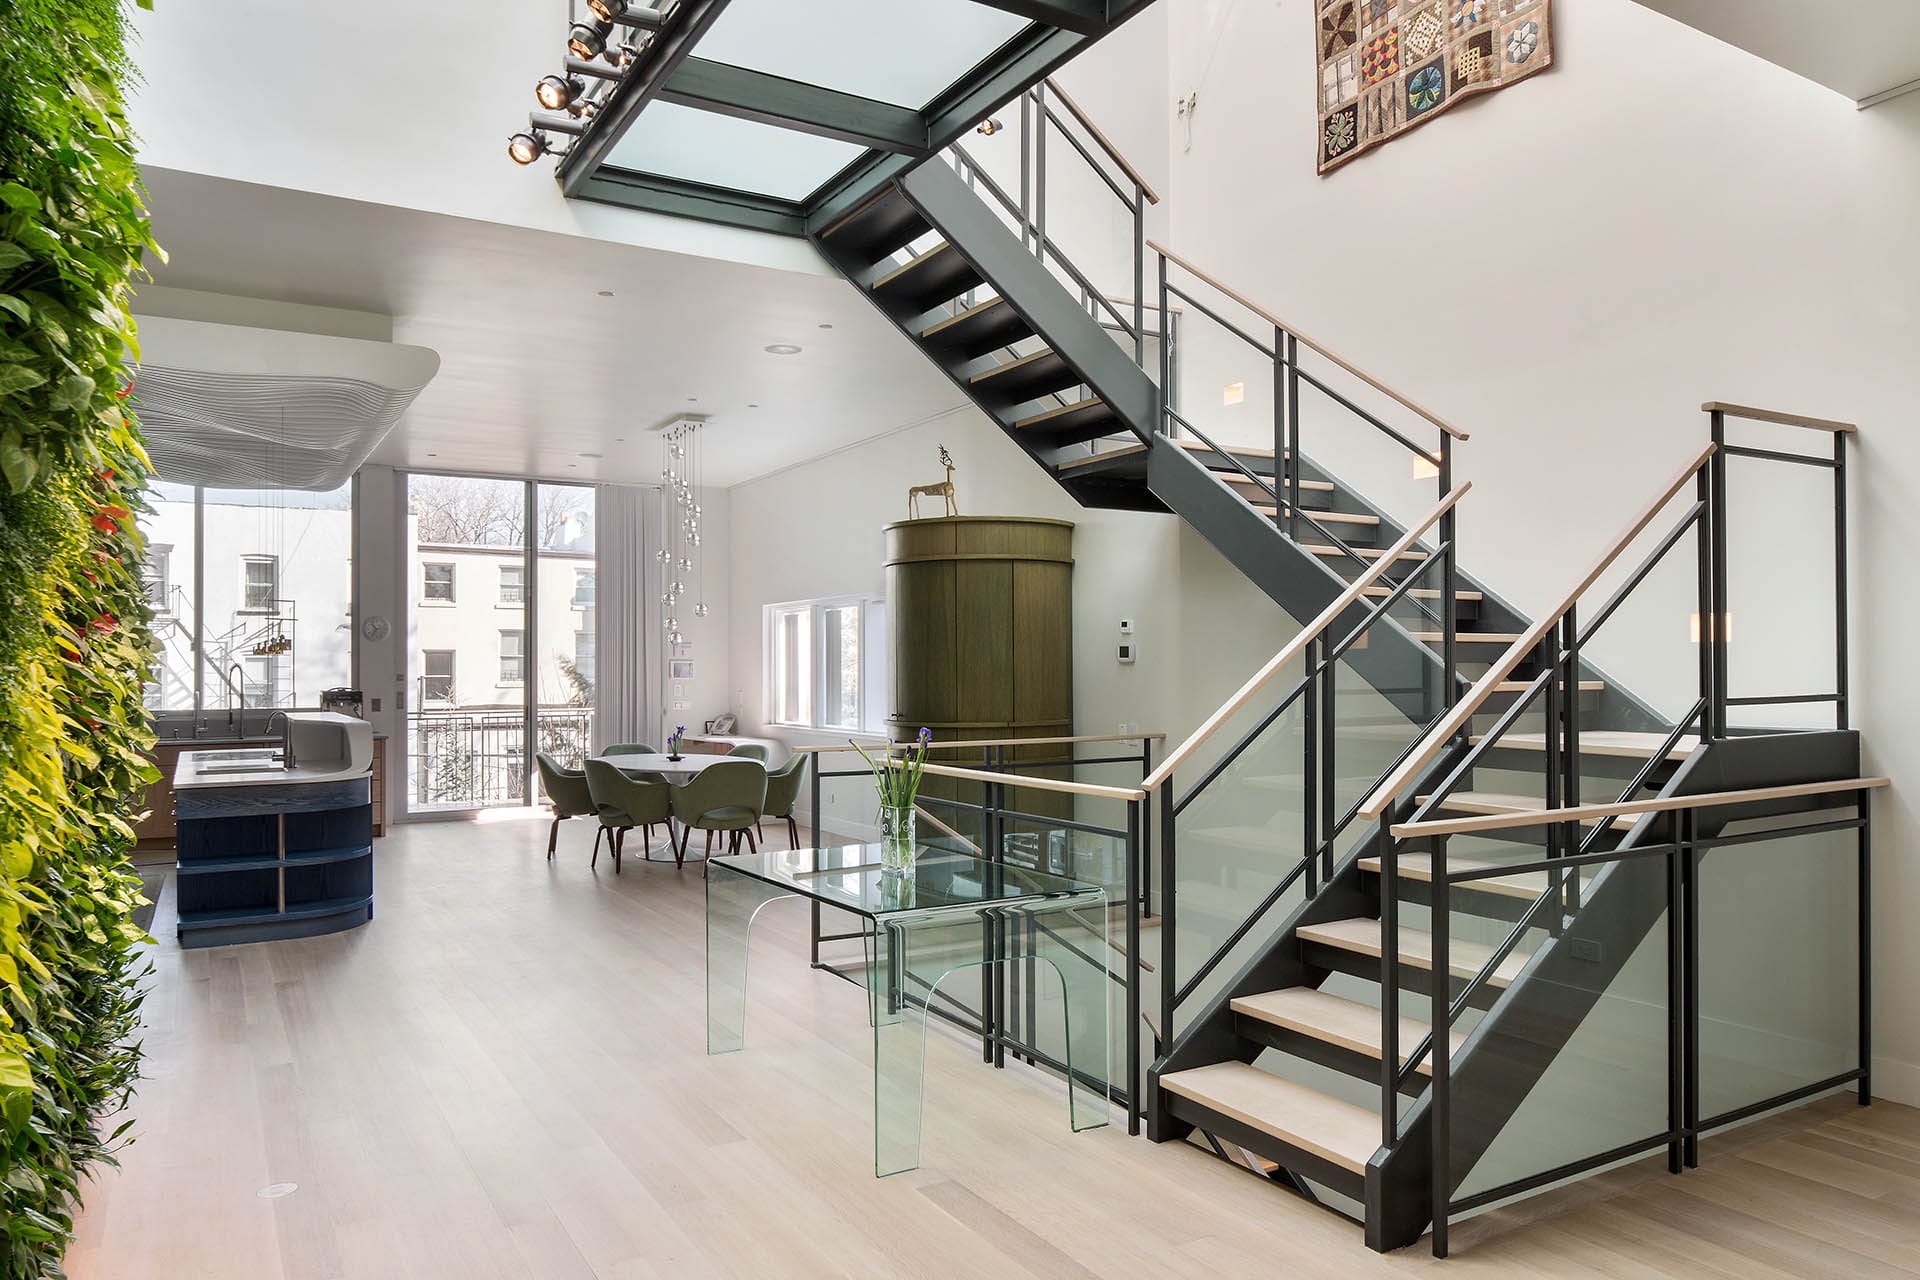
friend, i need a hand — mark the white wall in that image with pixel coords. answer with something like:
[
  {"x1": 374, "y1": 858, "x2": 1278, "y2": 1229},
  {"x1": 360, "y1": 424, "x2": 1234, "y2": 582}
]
[
  {"x1": 126, "y1": 0, "x2": 827, "y2": 277},
  {"x1": 1155, "y1": 0, "x2": 1920, "y2": 1099},
  {"x1": 725, "y1": 403, "x2": 1298, "y2": 837}
]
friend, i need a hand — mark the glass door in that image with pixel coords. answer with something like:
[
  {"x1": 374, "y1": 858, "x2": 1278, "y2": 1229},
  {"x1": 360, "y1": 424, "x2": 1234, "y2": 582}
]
[
  {"x1": 534, "y1": 482, "x2": 597, "y2": 798},
  {"x1": 404, "y1": 474, "x2": 529, "y2": 815}
]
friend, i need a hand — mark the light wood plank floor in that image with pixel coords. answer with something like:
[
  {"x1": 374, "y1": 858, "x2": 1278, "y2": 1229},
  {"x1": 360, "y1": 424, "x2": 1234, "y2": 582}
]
[{"x1": 70, "y1": 816, "x2": 1920, "y2": 1278}]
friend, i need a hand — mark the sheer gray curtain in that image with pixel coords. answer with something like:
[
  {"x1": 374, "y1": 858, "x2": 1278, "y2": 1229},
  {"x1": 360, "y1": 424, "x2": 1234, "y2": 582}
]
[{"x1": 594, "y1": 484, "x2": 664, "y2": 752}]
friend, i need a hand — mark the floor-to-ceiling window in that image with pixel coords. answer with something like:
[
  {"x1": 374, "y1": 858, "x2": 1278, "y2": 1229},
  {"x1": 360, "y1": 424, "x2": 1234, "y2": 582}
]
[
  {"x1": 138, "y1": 481, "x2": 355, "y2": 723},
  {"x1": 403, "y1": 474, "x2": 597, "y2": 815}
]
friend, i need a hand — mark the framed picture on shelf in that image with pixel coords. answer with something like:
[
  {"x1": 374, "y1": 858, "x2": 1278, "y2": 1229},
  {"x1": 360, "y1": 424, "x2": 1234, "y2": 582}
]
[{"x1": 708, "y1": 712, "x2": 737, "y2": 734}]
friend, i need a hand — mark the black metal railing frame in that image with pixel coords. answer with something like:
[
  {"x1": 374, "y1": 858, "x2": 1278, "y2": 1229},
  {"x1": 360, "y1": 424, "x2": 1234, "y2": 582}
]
[
  {"x1": 1399, "y1": 791, "x2": 1873, "y2": 1256},
  {"x1": 1372, "y1": 410, "x2": 1857, "y2": 1255},
  {"x1": 805, "y1": 738, "x2": 1154, "y2": 1135},
  {"x1": 1151, "y1": 540, "x2": 1462, "y2": 1044}
]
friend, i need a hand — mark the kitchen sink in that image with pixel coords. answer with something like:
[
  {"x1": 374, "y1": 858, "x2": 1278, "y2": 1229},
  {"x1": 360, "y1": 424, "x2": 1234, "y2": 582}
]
[{"x1": 193, "y1": 749, "x2": 281, "y2": 763}]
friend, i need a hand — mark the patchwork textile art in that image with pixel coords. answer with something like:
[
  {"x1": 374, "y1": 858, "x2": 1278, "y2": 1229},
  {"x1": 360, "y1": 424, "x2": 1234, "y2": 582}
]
[{"x1": 1318, "y1": 0, "x2": 1552, "y2": 173}]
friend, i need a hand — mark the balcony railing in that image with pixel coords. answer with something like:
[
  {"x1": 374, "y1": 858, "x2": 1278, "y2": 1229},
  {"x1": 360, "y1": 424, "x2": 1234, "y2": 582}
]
[{"x1": 406, "y1": 706, "x2": 593, "y2": 809}]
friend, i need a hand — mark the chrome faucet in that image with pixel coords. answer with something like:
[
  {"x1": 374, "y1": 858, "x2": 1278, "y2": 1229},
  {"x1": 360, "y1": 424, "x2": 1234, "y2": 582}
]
[
  {"x1": 264, "y1": 710, "x2": 295, "y2": 770},
  {"x1": 227, "y1": 662, "x2": 246, "y2": 736}
]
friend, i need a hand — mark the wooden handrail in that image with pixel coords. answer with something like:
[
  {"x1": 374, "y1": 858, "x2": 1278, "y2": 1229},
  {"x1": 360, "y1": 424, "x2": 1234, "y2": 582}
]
[
  {"x1": 1390, "y1": 776, "x2": 1888, "y2": 838},
  {"x1": 915, "y1": 761, "x2": 1146, "y2": 802},
  {"x1": 1147, "y1": 239, "x2": 1469, "y2": 443},
  {"x1": 1041, "y1": 77, "x2": 1161, "y2": 205},
  {"x1": 1142, "y1": 482, "x2": 1472, "y2": 792},
  {"x1": 1702, "y1": 402, "x2": 1857, "y2": 434},
  {"x1": 792, "y1": 731, "x2": 1166, "y2": 755},
  {"x1": 1357, "y1": 443, "x2": 1718, "y2": 821}
]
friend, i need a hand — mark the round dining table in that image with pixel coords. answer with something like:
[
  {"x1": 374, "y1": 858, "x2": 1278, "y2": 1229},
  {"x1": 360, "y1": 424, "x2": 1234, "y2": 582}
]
[{"x1": 595, "y1": 751, "x2": 731, "y2": 783}]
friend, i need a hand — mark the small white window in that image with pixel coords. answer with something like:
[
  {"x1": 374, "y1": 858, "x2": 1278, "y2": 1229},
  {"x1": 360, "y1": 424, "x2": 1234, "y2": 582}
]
[
  {"x1": 422, "y1": 650, "x2": 455, "y2": 702},
  {"x1": 242, "y1": 555, "x2": 278, "y2": 612},
  {"x1": 499, "y1": 629, "x2": 525, "y2": 684},
  {"x1": 422, "y1": 562, "x2": 456, "y2": 603},
  {"x1": 498, "y1": 563, "x2": 525, "y2": 606},
  {"x1": 573, "y1": 568, "x2": 596, "y2": 608},
  {"x1": 146, "y1": 545, "x2": 173, "y2": 615},
  {"x1": 764, "y1": 597, "x2": 887, "y2": 732}
]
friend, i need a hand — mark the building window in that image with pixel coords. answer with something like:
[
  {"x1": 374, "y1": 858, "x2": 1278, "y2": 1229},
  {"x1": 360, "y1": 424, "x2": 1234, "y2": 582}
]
[
  {"x1": 573, "y1": 629, "x2": 596, "y2": 688},
  {"x1": 499, "y1": 629, "x2": 525, "y2": 685},
  {"x1": 498, "y1": 563, "x2": 525, "y2": 606},
  {"x1": 572, "y1": 568, "x2": 595, "y2": 608},
  {"x1": 242, "y1": 555, "x2": 278, "y2": 612},
  {"x1": 146, "y1": 544, "x2": 173, "y2": 615},
  {"x1": 422, "y1": 562, "x2": 456, "y2": 603},
  {"x1": 765, "y1": 597, "x2": 887, "y2": 732},
  {"x1": 422, "y1": 650, "x2": 455, "y2": 702}
]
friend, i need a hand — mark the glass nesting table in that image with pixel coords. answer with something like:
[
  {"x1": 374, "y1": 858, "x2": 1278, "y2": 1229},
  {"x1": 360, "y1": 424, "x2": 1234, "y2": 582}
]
[{"x1": 706, "y1": 843, "x2": 1111, "y2": 1176}]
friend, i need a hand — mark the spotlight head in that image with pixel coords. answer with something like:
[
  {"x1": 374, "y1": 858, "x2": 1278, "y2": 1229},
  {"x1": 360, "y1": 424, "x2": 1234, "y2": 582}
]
[
  {"x1": 507, "y1": 131, "x2": 548, "y2": 165},
  {"x1": 567, "y1": 20, "x2": 609, "y2": 59},
  {"x1": 535, "y1": 74, "x2": 581, "y2": 111},
  {"x1": 976, "y1": 118, "x2": 1004, "y2": 136},
  {"x1": 584, "y1": 0, "x2": 618, "y2": 21}
]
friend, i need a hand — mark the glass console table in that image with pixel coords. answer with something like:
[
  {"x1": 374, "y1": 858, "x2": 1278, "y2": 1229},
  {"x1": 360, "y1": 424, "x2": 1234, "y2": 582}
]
[{"x1": 706, "y1": 843, "x2": 1111, "y2": 1176}]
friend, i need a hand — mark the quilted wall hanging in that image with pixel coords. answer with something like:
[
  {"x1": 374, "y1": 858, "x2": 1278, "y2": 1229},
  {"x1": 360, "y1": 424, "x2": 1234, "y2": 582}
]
[{"x1": 1317, "y1": 0, "x2": 1553, "y2": 173}]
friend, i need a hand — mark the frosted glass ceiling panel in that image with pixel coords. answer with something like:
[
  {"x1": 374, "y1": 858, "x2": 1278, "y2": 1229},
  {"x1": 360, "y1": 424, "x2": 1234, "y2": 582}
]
[
  {"x1": 604, "y1": 102, "x2": 865, "y2": 199},
  {"x1": 697, "y1": 0, "x2": 1029, "y2": 108}
]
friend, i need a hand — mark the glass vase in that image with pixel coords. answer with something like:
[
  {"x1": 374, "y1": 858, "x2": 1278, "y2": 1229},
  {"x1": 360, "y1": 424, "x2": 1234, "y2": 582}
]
[{"x1": 878, "y1": 802, "x2": 917, "y2": 874}]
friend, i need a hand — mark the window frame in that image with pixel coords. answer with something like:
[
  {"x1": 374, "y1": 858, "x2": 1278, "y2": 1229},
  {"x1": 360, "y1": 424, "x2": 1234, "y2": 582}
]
[
  {"x1": 498, "y1": 628, "x2": 525, "y2": 687},
  {"x1": 422, "y1": 649, "x2": 456, "y2": 703},
  {"x1": 572, "y1": 567, "x2": 596, "y2": 609},
  {"x1": 763, "y1": 595, "x2": 886, "y2": 734},
  {"x1": 240, "y1": 554, "x2": 279, "y2": 614},
  {"x1": 497, "y1": 563, "x2": 525, "y2": 607},
  {"x1": 421, "y1": 561, "x2": 457, "y2": 604}
]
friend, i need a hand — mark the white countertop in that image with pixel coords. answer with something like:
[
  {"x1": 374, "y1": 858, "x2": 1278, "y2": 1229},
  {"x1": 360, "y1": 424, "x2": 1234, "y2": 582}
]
[{"x1": 173, "y1": 712, "x2": 375, "y2": 790}]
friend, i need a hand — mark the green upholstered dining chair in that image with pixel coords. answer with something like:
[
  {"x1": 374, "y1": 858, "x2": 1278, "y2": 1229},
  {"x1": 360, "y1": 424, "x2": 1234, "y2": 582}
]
[
  {"x1": 669, "y1": 758, "x2": 768, "y2": 863},
  {"x1": 725, "y1": 742, "x2": 771, "y2": 764},
  {"x1": 584, "y1": 758, "x2": 672, "y2": 874},
  {"x1": 535, "y1": 752, "x2": 596, "y2": 861},
  {"x1": 761, "y1": 753, "x2": 809, "y2": 848},
  {"x1": 603, "y1": 742, "x2": 657, "y2": 756}
]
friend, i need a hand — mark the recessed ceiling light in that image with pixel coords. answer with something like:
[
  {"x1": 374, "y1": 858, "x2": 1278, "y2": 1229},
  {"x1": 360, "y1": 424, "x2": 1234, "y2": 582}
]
[
  {"x1": 567, "y1": 463, "x2": 578, "y2": 468},
  {"x1": 686, "y1": 396, "x2": 697, "y2": 402},
  {"x1": 818, "y1": 323, "x2": 833, "y2": 329},
  {"x1": 427, "y1": 452, "x2": 438, "y2": 457},
  {"x1": 580, "y1": 451, "x2": 603, "y2": 459},
  {"x1": 597, "y1": 289, "x2": 614, "y2": 297},
  {"x1": 764, "y1": 343, "x2": 802, "y2": 355},
  {"x1": 747, "y1": 403, "x2": 759, "y2": 409}
]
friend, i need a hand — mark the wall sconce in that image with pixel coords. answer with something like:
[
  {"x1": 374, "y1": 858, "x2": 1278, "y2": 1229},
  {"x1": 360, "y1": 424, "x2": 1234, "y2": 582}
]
[
  {"x1": 1412, "y1": 453, "x2": 1439, "y2": 479},
  {"x1": 1222, "y1": 381, "x2": 1245, "y2": 406}
]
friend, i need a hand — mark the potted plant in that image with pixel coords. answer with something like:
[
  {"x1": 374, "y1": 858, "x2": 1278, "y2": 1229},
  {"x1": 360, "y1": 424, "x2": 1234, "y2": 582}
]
[
  {"x1": 853, "y1": 728, "x2": 932, "y2": 874},
  {"x1": 666, "y1": 724, "x2": 685, "y2": 761}
]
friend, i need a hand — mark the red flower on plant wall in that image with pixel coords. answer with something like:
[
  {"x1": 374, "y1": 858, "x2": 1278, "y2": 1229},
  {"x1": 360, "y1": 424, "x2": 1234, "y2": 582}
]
[{"x1": 89, "y1": 613, "x2": 119, "y2": 634}]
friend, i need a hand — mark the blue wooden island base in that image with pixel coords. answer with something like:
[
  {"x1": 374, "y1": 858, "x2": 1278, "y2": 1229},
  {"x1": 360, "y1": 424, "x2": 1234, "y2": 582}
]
[{"x1": 171, "y1": 713, "x2": 377, "y2": 949}]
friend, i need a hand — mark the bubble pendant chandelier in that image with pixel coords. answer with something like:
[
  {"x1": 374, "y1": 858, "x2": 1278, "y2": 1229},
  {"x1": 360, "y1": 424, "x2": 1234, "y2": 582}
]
[{"x1": 657, "y1": 419, "x2": 707, "y2": 645}]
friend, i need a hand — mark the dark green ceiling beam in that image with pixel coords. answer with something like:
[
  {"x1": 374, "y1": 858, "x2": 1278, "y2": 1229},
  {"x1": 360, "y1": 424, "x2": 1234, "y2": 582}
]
[
  {"x1": 966, "y1": 0, "x2": 1110, "y2": 37},
  {"x1": 657, "y1": 57, "x2": 929, "y2": 154}
]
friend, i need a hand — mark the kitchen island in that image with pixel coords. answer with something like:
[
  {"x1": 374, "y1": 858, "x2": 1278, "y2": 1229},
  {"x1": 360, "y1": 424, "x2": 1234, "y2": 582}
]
[{"x1": 173, "y1": 712, "x2": 376, "y2": 949}]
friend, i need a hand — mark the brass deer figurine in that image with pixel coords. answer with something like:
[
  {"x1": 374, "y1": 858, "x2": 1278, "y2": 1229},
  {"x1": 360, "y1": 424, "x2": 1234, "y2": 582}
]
[{"x1": 907, "y1": 445, "x2": 959, "y2": 519}]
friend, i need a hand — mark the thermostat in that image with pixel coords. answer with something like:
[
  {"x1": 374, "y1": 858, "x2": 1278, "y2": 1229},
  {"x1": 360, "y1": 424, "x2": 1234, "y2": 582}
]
[
  {"x1": 1118, "y1": 618, "x2": 1135, "y2": 635},
  {"x1": 1117, "y1": 641, "x2": 1136, "y2": 665}
]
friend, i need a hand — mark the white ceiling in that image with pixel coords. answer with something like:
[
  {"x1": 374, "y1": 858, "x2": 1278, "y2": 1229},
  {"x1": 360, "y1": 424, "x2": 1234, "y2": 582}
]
[
  {"x1": 1633, "y1": 0, "x2": 1920, "y2": 105},
  {"x1": 133, "y1": 166, "x2": 968, "y2": 488}
]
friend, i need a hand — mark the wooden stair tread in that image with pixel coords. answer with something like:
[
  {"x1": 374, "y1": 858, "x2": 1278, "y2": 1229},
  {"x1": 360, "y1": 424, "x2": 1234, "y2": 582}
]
[
  {"x1": 1296, "y1": 917, "x2": 1530, "y2": 989},
  {"x1": 1410, "y1": 632, "x2": 1525, "y2": 643},
  {"x1": 869, "y1": 241, "x2": 956, "y2": 290},
  {"x1": 1014, "y1": 397, "x2": 1112, "y2": 429},
  {"x1": 1252, "y1": 507, "x2": 1379, "y2": 527},
  {"x1": 1055, "y1": 443, "x2": 1147, "y2": 471},
  {"x1": 970, "y1": 347, "x2": 1062, "y2": 383},
  {"x1": 1230, "y1": 987, "x2": 1463, "y2": 1074},
  {"x1": 1220, "y1": 472, "x2": 1334, "y2": 493},
  {"x1": 1414, "y1": 790, "x2": 1634, "y2": 829},
  {"x1": 1359, "y1": 853, "x2": 1589, "y2": 901},
  {"x1": 1307, "y1": 543, "x2": 1429, "y2": 562},
  {"x1": 1157, "y1": 1062, "x2": 1380, "y2": 1174},
  {"x1": 920, "y1": 296, "x2": 1014, "y2": 338},
  {"x1": 1173, "y1": 438, "x2": 1275, "y2": 460},
  {"x1": 1472, "y1": 730, "x2": 1699, "y2": 761}
]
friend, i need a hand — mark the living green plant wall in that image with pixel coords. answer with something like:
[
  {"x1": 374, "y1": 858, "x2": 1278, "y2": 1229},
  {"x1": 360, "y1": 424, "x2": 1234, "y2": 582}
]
[{"x1": 0, "y1": 0, "x2": 160, "y2": 1273}]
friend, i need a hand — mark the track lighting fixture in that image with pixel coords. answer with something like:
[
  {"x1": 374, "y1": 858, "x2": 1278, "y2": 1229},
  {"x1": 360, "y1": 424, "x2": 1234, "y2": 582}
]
[
  {"x1": 568, "y1": 20, "x2": 610, "y2": 59},
  {"x1": 507, "y1": 131, "x2": 548, "y2": 165},
  {"x1": 585, "y1": 0, "x2": 665, "y2": 29},
  {"x1": 535, "y1": 74, "x2": 582, "y2": 111}
]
